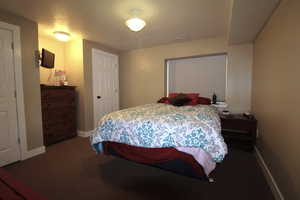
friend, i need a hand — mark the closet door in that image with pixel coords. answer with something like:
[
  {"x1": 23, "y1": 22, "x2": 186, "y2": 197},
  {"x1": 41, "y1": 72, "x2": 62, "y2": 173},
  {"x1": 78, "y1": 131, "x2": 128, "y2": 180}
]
[
  {"x1": 0, "y1": 28, "x2": 20, "y2": 166},
  {"x1": 92, "y1": 49, "x2": 119, "y2": 127}
]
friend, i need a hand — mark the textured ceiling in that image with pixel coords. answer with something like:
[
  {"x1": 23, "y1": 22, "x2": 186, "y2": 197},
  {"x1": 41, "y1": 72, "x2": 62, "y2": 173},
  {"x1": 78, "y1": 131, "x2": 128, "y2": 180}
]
[
  {"x1": 0, "y1": 0, "x2": 280, "y2": 50},
  {"x1": 0, "y1": 0, "x2": 230, "y2": 50},
  {"x1": 229, "y1": 0, "x2": 280, "y2": 44}
]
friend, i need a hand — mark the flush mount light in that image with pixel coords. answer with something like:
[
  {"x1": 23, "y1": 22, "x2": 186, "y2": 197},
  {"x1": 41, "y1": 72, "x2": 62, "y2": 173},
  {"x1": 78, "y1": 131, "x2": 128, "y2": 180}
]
[
  {"x1": 126, "y1": 17, "x2": 146, "y2": 32},
  {"x1": 53, "y1": 31, "x2": 70, "y2": 41}
]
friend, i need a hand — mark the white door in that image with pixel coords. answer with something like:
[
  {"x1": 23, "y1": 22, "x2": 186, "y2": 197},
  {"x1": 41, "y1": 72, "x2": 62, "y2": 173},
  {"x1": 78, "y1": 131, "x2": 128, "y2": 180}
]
[
  {"x1": 92, "y1": 49, "x2": 119, "y2": 127},
  {"x1": 0, "y1": 28, "x2": 20, "y2": 166}
]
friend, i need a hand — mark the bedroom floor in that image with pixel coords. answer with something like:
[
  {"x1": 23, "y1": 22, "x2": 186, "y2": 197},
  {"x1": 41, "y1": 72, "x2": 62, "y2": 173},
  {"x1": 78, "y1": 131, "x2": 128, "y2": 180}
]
[{"x1": 4, "y1": 137, "x2": 274, "y2": 200}]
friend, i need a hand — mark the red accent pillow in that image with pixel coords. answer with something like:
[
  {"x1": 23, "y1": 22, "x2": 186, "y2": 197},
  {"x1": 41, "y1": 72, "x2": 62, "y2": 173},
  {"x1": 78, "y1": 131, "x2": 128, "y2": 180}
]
[
  {"x1": 168, "y1": 93, "x2": 180, "y2": 98},
  {"x1": 157, "y1": 97, "x2": 171, "y2": 104},
  {"x1": 184, "y1": 94, "x2": 200, "y2": 105},
  {"x1": 169, "y1": 93, "x2": 199, "y2": 99},
  {"x1": 197, "y1": 97, "x2": 211, "y2": 105}
]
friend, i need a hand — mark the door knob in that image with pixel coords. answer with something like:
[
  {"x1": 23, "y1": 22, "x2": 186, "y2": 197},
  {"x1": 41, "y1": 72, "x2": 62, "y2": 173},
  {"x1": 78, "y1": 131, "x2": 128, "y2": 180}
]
[{"x1": 97, "y1": 96, "x2": 101, "y2": 99}]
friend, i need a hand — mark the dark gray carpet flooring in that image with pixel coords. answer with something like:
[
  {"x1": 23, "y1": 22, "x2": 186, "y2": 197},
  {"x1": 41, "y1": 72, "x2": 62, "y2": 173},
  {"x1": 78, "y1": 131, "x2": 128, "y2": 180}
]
[{"x1": 4, "y1": 137, "x2": 274, "y2": 200}]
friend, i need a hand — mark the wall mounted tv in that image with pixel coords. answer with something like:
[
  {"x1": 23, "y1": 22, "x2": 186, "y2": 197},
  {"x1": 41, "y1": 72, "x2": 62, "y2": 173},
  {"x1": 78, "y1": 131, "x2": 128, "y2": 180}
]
[{"x1": 41, "y1": 48, "x2": 55, "y2": 68}]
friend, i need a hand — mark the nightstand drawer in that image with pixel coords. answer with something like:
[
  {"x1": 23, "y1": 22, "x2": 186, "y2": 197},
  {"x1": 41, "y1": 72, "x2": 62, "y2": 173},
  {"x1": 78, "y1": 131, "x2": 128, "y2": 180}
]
[
  {"x1": 220, "y1": 114, "x2": 257, "y2": 152},
  {"x1": 221, "y1": 118, "x2": 256, "y2": 133},
  {"x1": 222, "y1": 130, "x2": 253, "y2": 140}
]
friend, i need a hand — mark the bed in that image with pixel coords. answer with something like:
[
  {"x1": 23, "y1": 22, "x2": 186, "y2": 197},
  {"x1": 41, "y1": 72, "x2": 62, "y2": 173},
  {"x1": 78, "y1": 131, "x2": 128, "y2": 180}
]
[{"x1": 90, "y1": 101, "x2": 227, "y2": 181}]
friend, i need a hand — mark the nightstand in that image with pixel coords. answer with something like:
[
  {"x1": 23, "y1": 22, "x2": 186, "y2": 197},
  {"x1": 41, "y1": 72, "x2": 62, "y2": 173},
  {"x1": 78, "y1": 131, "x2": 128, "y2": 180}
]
[{"x1": 220, "y1": 114, "x2": 257, "y2": 152}]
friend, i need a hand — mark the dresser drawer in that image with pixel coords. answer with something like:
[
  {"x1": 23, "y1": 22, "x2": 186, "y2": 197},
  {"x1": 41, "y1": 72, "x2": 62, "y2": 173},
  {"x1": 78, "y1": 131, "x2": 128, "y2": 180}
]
[
  {"x1": 42, "y1": 105, "x2": 75, "y2": 120},
  {"x1": 41, "y1": 90, "x2": 75, "y2": 105},
  {"x1": 43, "y1": 121, "x2": 77, "y2": 146},
  {"x1": 41, "y1": 85, "x2": 77, "y2": 146}
]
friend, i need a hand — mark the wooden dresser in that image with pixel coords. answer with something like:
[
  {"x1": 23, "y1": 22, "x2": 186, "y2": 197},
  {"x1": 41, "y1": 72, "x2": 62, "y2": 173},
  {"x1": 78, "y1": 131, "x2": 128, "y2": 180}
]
[{"x1": 40, "y1": 85, "x2": 77, "y2": 146}]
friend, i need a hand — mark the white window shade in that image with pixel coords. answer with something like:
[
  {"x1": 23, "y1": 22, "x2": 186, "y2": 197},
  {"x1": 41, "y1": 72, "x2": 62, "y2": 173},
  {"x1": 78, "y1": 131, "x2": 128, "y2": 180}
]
[{"x1": 168, "y1": 54, "x2": 227, "y2": 101}]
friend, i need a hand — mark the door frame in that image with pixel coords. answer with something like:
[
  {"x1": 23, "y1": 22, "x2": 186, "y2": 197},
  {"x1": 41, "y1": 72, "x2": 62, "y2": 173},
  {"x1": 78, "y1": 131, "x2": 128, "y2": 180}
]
[
  {"x1": 92, "y1": 48, "x2": 119, "y2": 128},
  {"x1": 0, "y1": 21, "x2": 28, "y2": 161}
]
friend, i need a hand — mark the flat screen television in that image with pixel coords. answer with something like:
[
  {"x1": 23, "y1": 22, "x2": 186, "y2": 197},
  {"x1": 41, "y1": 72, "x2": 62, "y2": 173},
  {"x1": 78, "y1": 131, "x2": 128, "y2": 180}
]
[{"x1": 41, "y1": 48, "x2": 55, "y2": 68}]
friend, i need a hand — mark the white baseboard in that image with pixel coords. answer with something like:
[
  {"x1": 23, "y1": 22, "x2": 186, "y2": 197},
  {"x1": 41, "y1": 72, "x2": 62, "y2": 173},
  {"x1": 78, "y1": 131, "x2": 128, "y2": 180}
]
[
  {"x1": 77, "y1": 130, "x2": 94, "y2": 138},
  {"x1": 254, "y1": 146, "x2": 285, "y2": 200},
  {"x1": 21, "y1": 146, "x2": 46, "y2": 160}
]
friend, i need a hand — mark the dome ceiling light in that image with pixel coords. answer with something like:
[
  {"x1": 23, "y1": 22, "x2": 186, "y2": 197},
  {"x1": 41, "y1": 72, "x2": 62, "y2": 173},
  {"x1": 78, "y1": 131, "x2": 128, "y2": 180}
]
[
  {"x1": 126, "y1": 18, "x2": 146, "y2": 32},
  {"x1": 126, "y1": 9, "x2": 146, "y2": 32},
  {"x1": 53, "y1": 31, "x2": 71, "y2": 41}
]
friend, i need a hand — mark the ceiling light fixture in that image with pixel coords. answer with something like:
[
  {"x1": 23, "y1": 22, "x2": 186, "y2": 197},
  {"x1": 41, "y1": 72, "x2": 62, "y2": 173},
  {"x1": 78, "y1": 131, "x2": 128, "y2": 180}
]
[
  {"x1": 126, "y1": 17, "x2": 146, "y2": 32},
  {"x1": 53, "y1": 31, "x2": 70, "y2": 41},
  {"x1": 126, "y1": 9, "x2": 146, "y2": 32}
]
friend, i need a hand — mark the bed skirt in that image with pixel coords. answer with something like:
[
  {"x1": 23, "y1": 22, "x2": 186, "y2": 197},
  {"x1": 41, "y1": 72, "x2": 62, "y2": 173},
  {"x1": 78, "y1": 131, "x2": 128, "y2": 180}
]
[{"x1": 102, "y1": 142, "x2": 213, "y2": 181}]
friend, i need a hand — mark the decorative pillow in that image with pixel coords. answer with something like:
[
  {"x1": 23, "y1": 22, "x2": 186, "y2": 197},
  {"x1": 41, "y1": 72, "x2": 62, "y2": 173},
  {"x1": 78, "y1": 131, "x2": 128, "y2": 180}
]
[
  {"x1": 169, "y1": 93, "x2": 199, "y2": 99},
  {"x1": 168, "y1": 93, "x2": 200, "y2": 106},
  {"x1": 168, "y1": 93, "x2": 180, "y2": 98},
  {"x1": 168, "y1": 94, "x2": 192, "y2": 106},
  {"x1": 157, "y1": 97, "x2": 171, "y2": 104},
  {"x1": 197, "y1": 97, "x2": 211, "y2": 105},
  {"x1": 184, "y1": 93, "x2": 200, "y2": 105}
]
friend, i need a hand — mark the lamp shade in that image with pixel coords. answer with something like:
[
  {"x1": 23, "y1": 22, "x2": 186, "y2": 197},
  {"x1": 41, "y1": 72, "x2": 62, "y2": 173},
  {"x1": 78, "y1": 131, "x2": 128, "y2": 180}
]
[{"x1": 126, "y1": 18, "x2": 146, "y2": 32}]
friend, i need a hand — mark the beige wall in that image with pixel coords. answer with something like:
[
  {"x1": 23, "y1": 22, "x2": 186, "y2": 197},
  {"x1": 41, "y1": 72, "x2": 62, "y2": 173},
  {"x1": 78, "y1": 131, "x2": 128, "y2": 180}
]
[
  {"x1": 0, "y1": 9, "x2": 43, "y2": 150},
  {"x1": 38, "y1": 36, "x2": 66, "y2": 84},
  {"x1": 120, "y1": 37, "x2": 253, "y2": 114},
  {"x1": 120, "y1": 37, "x2": 227, "y2": 108},
  {"x1": 227, "y1": 43, "x2": 253, "y2": 113},
  {"x1": 64, "y1": 39, "x2": 85, "y2": 130},
  {"x1": 252, "y1": 0, "x2": 300, "y2": 199},
  {"x1": 39, "y1": 36, "x2": 87, "y2": 132},
  {"x1": 82, "y1": 39, "x2": 119, "y2": 131},
  {"x1": 37, "y1": 38, "x2": 120, "y2": 132}
]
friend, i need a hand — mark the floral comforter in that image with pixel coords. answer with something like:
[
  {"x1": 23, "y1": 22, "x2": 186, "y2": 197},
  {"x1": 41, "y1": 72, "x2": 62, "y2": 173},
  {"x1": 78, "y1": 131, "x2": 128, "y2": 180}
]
[{"x1": 90, "y1": 103, "x2": 227, "y2": 162}]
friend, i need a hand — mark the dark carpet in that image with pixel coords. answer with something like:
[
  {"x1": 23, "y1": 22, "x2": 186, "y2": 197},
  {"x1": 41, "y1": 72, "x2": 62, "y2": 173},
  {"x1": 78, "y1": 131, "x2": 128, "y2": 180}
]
[{"x1": 4, "y1": 137, "x2": 275, "y2": 200}]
